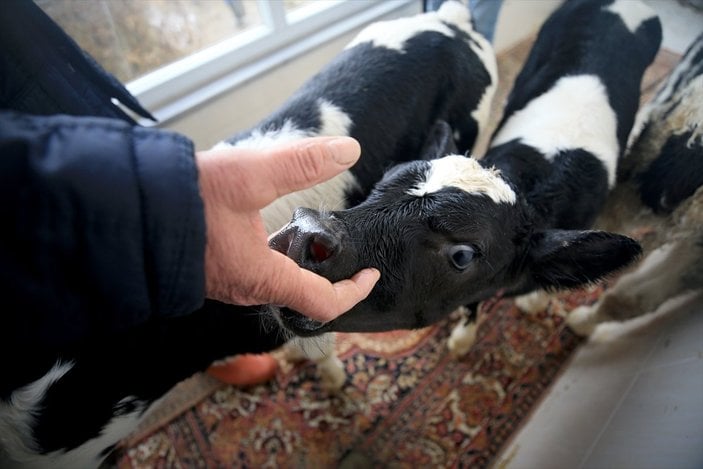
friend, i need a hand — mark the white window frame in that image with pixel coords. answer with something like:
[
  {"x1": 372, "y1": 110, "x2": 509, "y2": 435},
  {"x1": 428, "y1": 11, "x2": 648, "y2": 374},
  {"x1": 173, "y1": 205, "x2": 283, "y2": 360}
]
[{"x1": 126, "y1": 0, "x2": 417, "y2": 126}]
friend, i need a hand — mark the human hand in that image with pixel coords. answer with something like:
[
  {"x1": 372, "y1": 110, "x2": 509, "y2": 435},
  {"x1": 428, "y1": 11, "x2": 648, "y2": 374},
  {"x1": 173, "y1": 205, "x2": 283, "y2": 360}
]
[{"x1": 196, "y1": 137, "x2": 380, "y2": 322}]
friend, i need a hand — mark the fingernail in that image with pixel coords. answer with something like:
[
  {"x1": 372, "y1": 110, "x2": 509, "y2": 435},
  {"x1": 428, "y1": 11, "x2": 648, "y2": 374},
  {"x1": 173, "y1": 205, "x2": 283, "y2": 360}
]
[
  {"x1": 359, "y1": 268, "x2": 381, "y2": 285},
  {"x1": 328, "y1": 137, "x2": 361, "y2": 165}
]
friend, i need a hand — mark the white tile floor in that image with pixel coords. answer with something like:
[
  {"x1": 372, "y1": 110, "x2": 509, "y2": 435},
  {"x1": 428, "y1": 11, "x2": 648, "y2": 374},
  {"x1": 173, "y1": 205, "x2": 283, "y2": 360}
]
[
  {"x1": 495, "y1": 293, "x2": 703, "y2": 469},
  {"x1": 491, "y1": 1, "x2": 703, "y2": 468}
]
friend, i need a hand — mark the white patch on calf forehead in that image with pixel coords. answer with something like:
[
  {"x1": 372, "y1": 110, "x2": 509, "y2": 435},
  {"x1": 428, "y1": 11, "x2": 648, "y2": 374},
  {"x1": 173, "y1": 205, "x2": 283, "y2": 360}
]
[
  {"x1": 408, "y1": 154, "x2": 516, "y2": 204},
  {"x1": 491, "y1": 74, "x2": 619, "y2": 187},
  {"x1": 603, "y1": 0, "x2": 657, "y2": 34}
]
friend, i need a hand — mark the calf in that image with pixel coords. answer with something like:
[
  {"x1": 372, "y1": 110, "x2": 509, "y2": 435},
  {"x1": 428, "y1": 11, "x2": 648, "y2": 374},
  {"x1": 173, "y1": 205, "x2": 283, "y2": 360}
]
[
  {"x1": 0, "y1": 3, "x2": 497, "y2": 467},
  {"x1": 269, "y1": 0, "x2": 660, "y2": 348},
  {"x1": 568, "y1": 32, "x2": 703, "y2": 335}
]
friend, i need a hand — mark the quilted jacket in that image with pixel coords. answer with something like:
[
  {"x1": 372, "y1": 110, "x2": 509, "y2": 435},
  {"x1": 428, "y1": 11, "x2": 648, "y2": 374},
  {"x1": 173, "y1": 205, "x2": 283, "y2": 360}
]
[{"x1": 0, "y1": 1, "x2": 206, "y2": 354}]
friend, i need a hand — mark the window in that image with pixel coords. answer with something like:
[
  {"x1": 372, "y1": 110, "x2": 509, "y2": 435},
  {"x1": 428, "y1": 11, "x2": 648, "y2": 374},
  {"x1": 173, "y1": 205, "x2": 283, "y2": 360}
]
[{"x1": 38, "y1": 0, "x2": 416, "y2": 124}]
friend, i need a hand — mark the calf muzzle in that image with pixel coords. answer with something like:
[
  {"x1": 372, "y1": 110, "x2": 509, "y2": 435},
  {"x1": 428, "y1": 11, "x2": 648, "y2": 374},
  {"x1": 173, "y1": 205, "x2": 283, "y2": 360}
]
[{"x1": 269, "y1": 207, "x2": 352, "y2": 282}]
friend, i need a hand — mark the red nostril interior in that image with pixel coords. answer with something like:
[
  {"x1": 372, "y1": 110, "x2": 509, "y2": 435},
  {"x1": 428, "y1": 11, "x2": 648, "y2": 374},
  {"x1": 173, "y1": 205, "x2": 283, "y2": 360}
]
[{"x1": 309, "y1": 237, "x2": 332, "y2": 263}]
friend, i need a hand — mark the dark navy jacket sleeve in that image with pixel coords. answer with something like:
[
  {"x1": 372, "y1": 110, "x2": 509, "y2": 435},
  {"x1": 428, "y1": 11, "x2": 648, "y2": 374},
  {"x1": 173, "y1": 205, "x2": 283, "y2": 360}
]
[{"x1": 0, "y1": 111, "x2": 206, "y2": 350}]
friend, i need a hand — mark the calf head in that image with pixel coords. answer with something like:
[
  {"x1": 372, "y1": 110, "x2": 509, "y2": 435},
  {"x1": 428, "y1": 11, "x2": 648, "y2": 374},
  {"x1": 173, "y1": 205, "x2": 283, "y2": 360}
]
[{"x1": 270, "y1": 149, "x2": 642, "y2": 336}]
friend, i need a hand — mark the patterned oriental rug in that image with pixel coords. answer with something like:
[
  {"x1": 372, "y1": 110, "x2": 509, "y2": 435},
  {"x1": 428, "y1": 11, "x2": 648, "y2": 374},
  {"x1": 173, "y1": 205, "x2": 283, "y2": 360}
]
[
  {"x1": 115, "y1": 38, "x2": 679, "y2": 469},
  {"x1": 116, "y1": 290, "x2": 593, "y2": 469}
]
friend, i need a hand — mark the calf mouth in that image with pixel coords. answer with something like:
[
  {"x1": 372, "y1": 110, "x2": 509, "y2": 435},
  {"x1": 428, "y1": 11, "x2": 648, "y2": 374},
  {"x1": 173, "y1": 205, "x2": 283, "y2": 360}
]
[
  {"x1": 274, "y1": 307, "x2": 331, "y2": 337},
  {"x1": 268, "y1": 207, "x2": 357, "y2": 336},
  {"x1": 269, "y1": 208, "x2": 368, "y2": 337}
]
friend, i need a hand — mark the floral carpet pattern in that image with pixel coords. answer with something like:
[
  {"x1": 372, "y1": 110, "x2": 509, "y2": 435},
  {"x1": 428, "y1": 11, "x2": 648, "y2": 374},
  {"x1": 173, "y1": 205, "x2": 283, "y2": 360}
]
[{"x1": 116, "y1": 287, "x2": 601, "y2": 468}]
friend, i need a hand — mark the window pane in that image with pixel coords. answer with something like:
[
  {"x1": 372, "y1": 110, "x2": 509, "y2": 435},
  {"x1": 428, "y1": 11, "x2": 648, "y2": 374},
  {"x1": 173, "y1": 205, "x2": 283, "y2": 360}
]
[
  {"x1": 283, "y1": 0, "x2": 318, "y2": 15},
  {"x1": 36, "y1": 0, "x2": 264, "y2": 82},
  {"x1": 284, "y1": 0, "x2": 340, "y2": 20}
]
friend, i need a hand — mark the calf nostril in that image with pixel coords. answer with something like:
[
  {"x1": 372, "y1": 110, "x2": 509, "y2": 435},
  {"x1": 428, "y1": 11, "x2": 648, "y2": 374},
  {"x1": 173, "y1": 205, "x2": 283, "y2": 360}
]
[
  {"x1": 269, "y1": 228, "x2": 293, "y2": 255},
  {"x1": 308, "y1": 235, "x2": 334, "y2": 263}
]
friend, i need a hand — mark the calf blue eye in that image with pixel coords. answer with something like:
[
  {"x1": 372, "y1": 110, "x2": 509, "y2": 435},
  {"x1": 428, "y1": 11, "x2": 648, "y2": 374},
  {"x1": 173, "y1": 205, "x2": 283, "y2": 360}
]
[{"x1": 448, "y1": 245, "x2": 475, "y2": 270}]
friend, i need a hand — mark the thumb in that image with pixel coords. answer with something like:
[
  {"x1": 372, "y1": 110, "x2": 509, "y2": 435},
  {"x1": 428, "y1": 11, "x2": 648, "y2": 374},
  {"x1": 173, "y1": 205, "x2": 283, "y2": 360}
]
[
  {"x1": 268, "y1": 252, "x2": 380, "y2": 322},
  {"x1": 289, "y1": 268, "x2": 381, "y2": 322},
  {"x1": 260, "y1": 136, "x2": 361, "y2": 207}
]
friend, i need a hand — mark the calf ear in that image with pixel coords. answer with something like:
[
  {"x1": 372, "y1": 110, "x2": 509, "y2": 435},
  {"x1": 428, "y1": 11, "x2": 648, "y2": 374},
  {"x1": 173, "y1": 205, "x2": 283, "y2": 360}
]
[
  {"x1": 528, "y1": 229, "x2": 642, "y2": 289},
  {"x1": 419, "y1": 119, "x2": 458, "y2": 160}
]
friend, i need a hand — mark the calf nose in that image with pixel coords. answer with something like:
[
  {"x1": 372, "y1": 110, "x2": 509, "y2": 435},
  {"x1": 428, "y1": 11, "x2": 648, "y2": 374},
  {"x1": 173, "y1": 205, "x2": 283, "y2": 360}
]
[{"x1": 269, "y1": 208, "x2": 341, "y2": 270}]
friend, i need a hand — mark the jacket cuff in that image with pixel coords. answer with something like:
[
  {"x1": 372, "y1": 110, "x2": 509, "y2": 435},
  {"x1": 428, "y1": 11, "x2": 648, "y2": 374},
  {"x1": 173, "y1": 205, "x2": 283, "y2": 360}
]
[{"x1": 132, "y1": 127, "x2": 206, "y2": 317}]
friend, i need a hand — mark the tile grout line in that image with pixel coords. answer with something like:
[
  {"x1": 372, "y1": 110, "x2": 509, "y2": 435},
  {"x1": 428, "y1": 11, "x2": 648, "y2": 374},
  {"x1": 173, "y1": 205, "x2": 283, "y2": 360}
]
[{"x1": 577, "y1": 325, "x2": 669, "y2": 468}]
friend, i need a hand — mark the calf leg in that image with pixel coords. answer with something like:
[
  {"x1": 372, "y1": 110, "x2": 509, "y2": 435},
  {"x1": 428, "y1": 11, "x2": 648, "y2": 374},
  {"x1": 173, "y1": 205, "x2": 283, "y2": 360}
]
[
  {"x1": 285, "y1": 333, "x2": 345, "y2": 392},
  {"x1": 514, "y1": 289, "x2": 552, "y2": 314},
  {"x1": 447, "y1": 304, "x2": 479, "y2": 357}
]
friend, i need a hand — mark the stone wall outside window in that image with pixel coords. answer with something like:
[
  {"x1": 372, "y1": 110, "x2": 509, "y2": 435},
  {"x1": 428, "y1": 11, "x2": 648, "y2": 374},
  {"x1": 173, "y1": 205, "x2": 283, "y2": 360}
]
[{"x1": 37, "y1": 0, "x2": 311, "y2": 83}]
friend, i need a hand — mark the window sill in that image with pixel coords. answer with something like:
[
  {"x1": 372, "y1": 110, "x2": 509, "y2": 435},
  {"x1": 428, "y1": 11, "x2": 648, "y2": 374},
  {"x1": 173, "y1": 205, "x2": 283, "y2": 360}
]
[{"x1": 127, "y1": 0, "x2": 417, "y2": 127}]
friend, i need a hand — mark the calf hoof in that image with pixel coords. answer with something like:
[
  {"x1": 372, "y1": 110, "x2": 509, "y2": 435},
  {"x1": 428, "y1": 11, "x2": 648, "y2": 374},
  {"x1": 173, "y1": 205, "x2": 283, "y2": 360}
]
[
  {"x1": 567, "y1": 305, "x2": 599, "y2": 336},
  {"x1": 514, "y1": 290, "x2": 552, "y2": 314},
  {"x1": 318, "y1": 356, "x2": 346, "y2": 392},
  {"x1": 447, "y1": 320, "x2": 477, "y2": 357}
]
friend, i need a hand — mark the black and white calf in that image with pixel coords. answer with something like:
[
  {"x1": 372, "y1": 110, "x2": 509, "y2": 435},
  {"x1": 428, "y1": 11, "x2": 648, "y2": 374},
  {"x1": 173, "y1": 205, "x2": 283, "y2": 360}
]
[
  {"x1": 217, "y1": 0, "x2": 495, "y2": 386},
  {"x1": 568, "y1": 32, "x2": 703, "y2": 336},
  {"x1": 446, "y1": 0, "x2": 665, "y2": 353},
  {"x1": 0, "y1": 3, "x2": 497, "y2": 467},
  {"x1": 269, "y1": 0, "x2": 660, "y2": 347}
]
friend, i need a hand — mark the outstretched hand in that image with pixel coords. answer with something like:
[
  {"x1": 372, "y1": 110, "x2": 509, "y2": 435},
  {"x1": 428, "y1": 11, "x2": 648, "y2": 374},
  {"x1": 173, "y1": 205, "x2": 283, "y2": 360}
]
[{"x1": 196, "y1": 137, "x2": 380, "y2": 322}]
